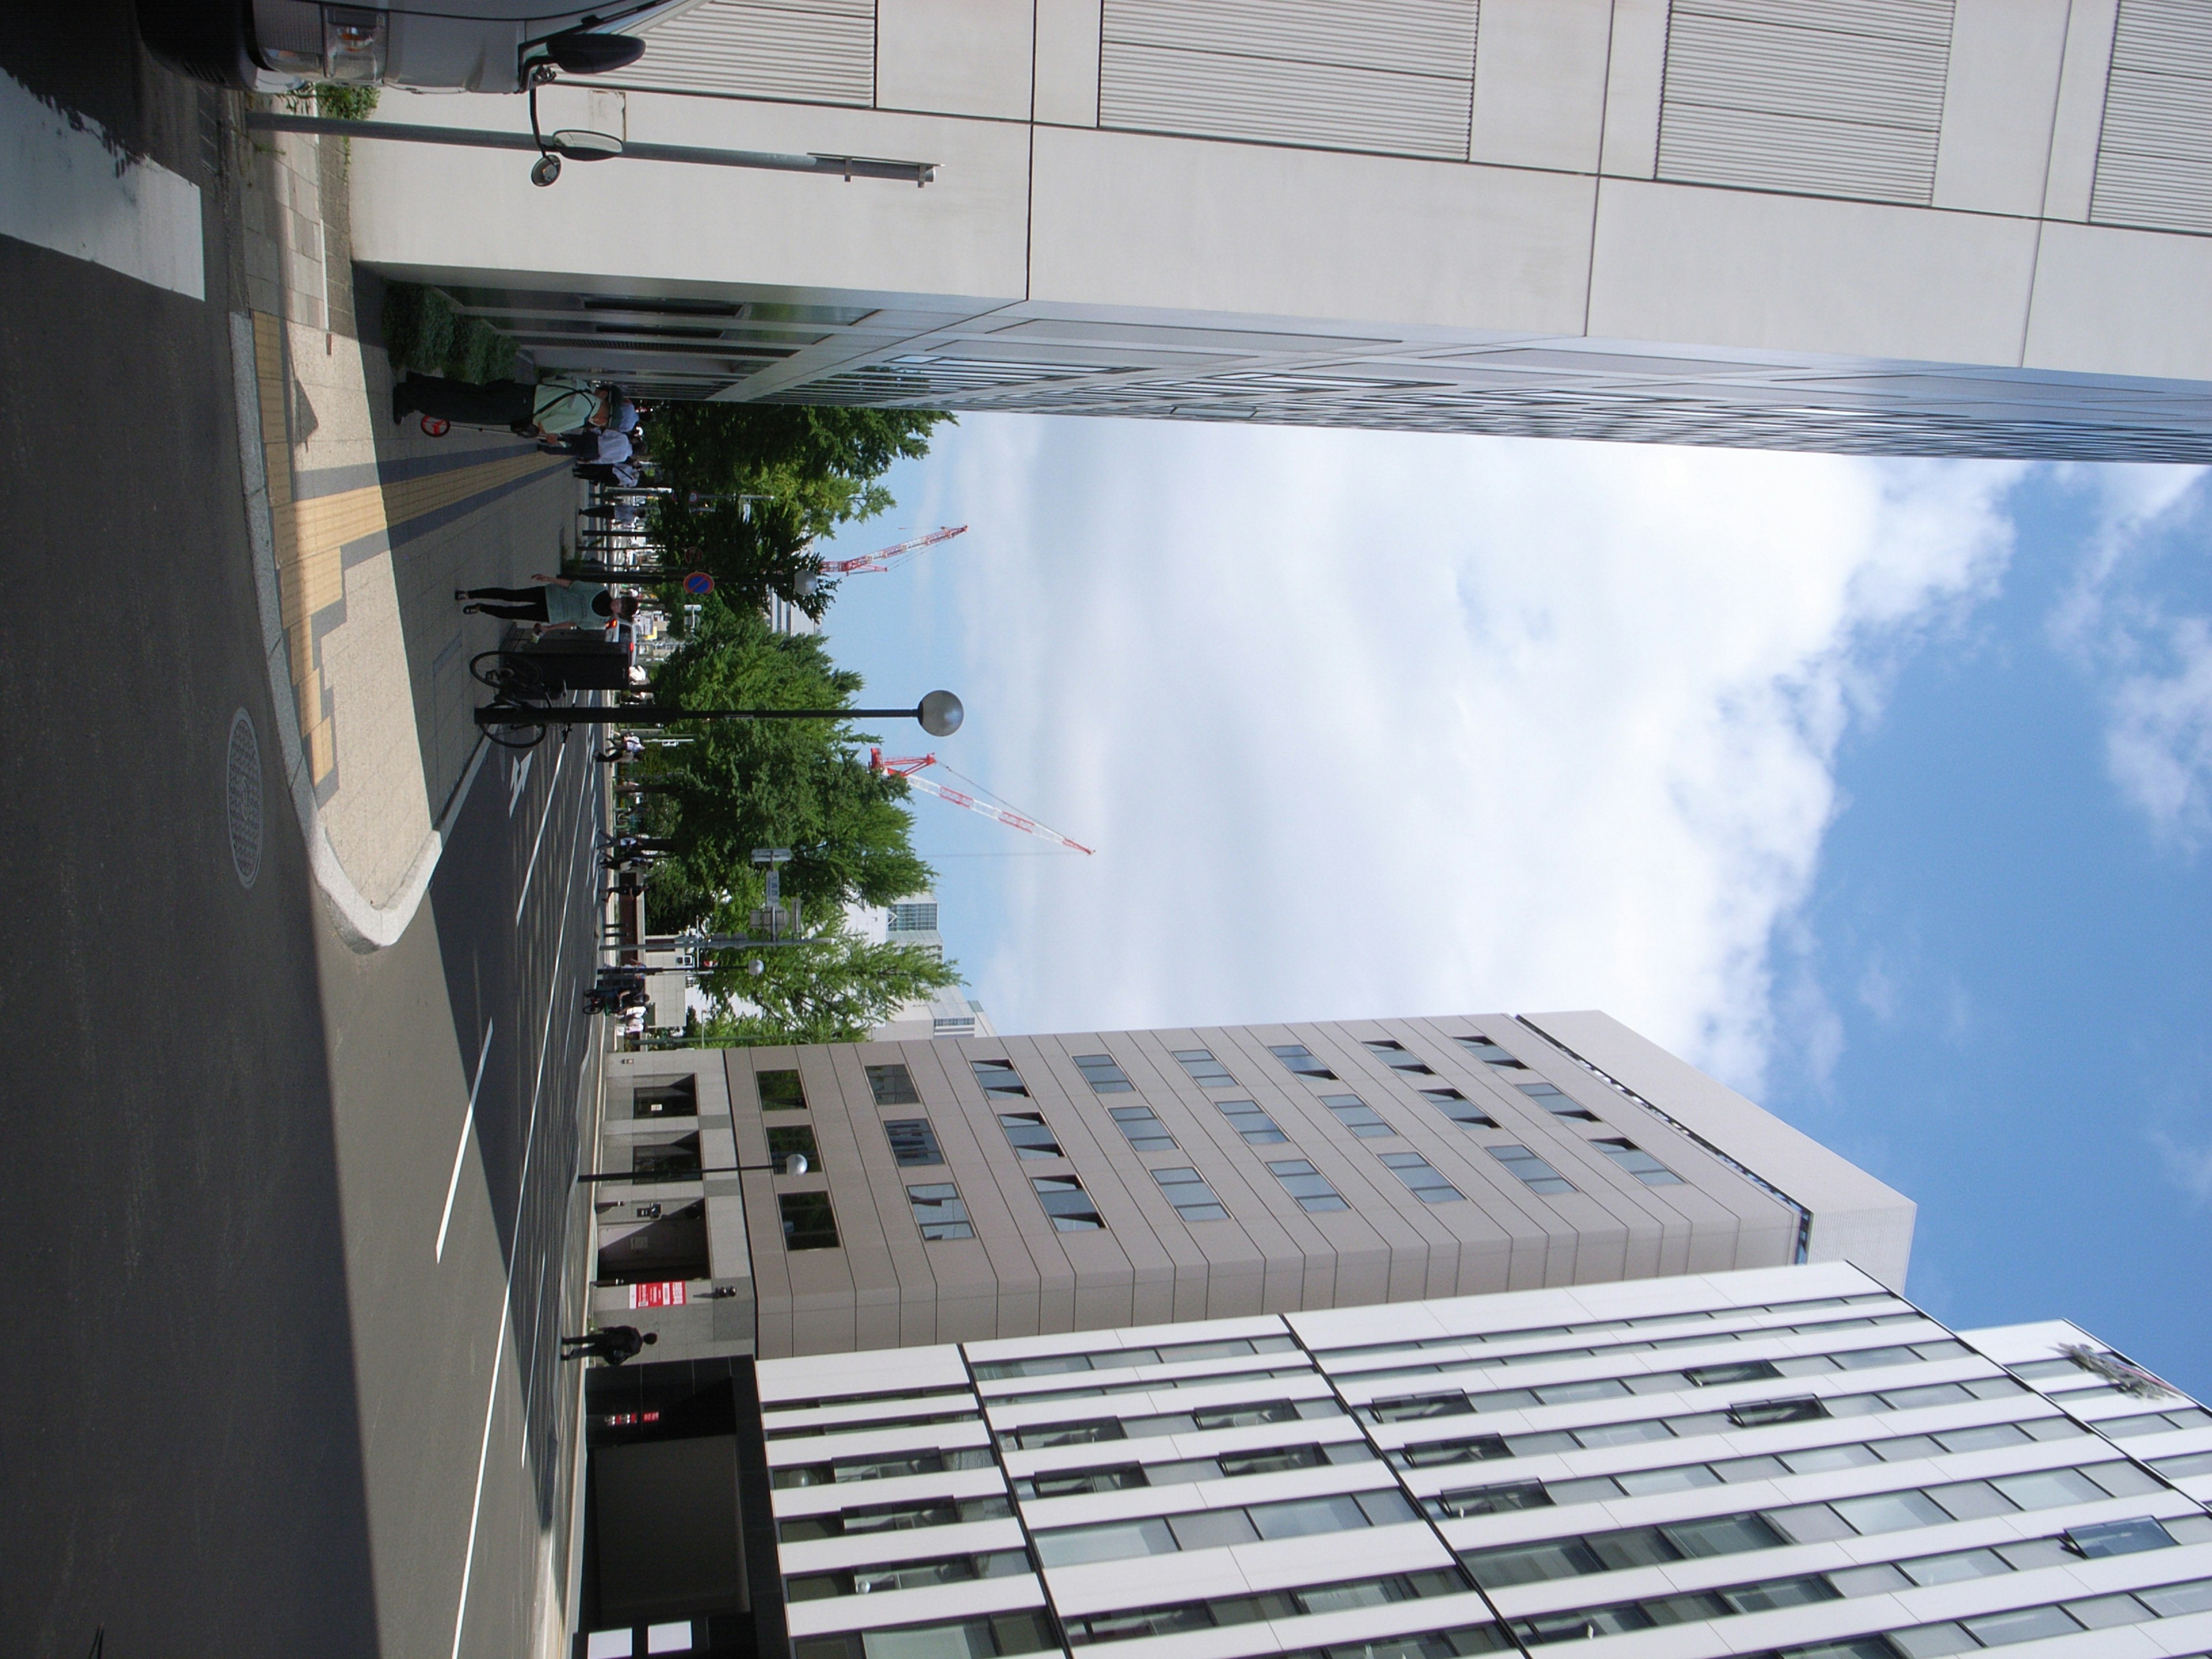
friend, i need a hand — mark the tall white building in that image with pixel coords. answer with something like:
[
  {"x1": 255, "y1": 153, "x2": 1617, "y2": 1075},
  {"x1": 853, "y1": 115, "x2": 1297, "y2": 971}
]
[
  {"x1": 575, "y1": 1261, "x2": 2212, "y2": 1659},
  {"x1": 355, "y1": 1, "x2": 2212, "y2": 459}
]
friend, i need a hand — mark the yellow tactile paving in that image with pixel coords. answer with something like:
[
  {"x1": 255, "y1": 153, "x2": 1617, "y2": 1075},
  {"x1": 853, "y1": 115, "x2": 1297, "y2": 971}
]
[{"x1": 253, "y1": 308, "x2": 556, "y2": 789}]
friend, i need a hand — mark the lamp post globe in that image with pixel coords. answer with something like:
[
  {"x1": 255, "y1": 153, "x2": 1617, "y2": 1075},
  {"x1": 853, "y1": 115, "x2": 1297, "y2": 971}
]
[{"x1": 918, "y1": 690, "x2": 964, "y2": 737}]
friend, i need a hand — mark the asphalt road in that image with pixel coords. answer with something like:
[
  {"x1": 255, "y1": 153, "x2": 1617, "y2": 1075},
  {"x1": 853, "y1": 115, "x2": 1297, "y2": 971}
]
[{"x1": 0, "y1": 12, "x2": 604, "y2": 1656}]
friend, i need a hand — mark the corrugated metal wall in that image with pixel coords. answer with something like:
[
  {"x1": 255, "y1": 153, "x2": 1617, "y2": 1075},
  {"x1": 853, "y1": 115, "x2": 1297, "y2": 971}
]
[
  {"x1": 1657, "y1": 0, "x2": 1955, "y2": 205},
  {"x1": 613, "y1": 0, "x2": 875, "y2": 106},
  {"x1": 1098, "y1": 0, "x2": 1480, "y2": 162},
  {"x1": 2092, "y1": 0, "x2": 2212, "y2": 233}
]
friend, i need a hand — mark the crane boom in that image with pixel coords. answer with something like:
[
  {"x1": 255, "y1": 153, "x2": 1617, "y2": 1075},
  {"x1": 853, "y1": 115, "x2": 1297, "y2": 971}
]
[
  {"x1": 870, "y1": 749, "x2": 1094, "y2": 854},
  {"x1": 821, "y1": 524, "x2": 968, "y2": 575}
]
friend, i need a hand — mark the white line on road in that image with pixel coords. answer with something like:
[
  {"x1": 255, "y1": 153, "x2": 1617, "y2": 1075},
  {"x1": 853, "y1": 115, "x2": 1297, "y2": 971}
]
[
  {"x1": 0, "y1": 69, "x2": 204, "y2": 299},
  {"x1": 435, "y1": 1021, "x2": 498, "y2": 1264},
  {"x1": 453, "y1": 747, "x2": 592, "y2": 1659},
  {"x1": 507, "y1": 750, "x2": 532, "y2": 816},
  {"x1": 514, "y1": 736, "x2": 568, "y2": 926}
]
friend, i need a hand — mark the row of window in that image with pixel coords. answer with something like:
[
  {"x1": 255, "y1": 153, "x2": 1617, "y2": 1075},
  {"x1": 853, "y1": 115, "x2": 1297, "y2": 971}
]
[
  {"x1": 1339, "y1": 1308, "x2": 1934, "y2": 1386},
  {"x1": 997, "y1": 1395, "x2": 1340, "y2": 1452},
  {"x1": 777, "y1": 1493, "x2": 1011, "y2": 1543},
  {"x1": 1358, "y1": 1377, "x2": 2028, "y2": 1469},
  {"x1": 763, "y1": 1403, "x2": 981, "y2": 1442},
  {"x1": 1058, "y1": 1567, "x2": 1476, "y2": 1646},
  {"x1": 987, "y1": 1362, "x2": 1316, "y2": 1407},
  {"x1": 1493, "y1": 1517, "x2": 2210, "y2": 1650},
  {"x1": 1014, "y1": 1438, "x2": 1373, "y2": 1499},
  {"x1": 773, "y1": 1445, "x2": 996, "y2": 1488},
  {"x1": 1459, "y1": 1459, "x2": 2168, "y2": 1589},
  {"x1": 786, "y1": 1547, "x2": 1031, "y2": 1602},
  {"x1": 1032, "y1": 1485, "x2": 1421, "y2": 1566},
  {"x1": 790, "y1": 1610, "x2": 1055, "y2": 1659},
  {"x1": 1424, "y1": 1414, "x2": 2090, "y2": 1517},
  {"x1": 1363, "y1": 1338, "x2": 1977, "y2": 1423},
  {"x1": 1311, "y1": 1290, "x2": 1900, "y2": 1363},
  {"x1": 973, "y1": 1332, "x2": 1296, "y2": 1382}
]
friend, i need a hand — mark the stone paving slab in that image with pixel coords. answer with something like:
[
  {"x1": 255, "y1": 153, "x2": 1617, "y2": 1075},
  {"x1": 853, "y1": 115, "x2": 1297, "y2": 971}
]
[{"x1": 234, "y1": 122, "x2": 577, "y2": 941}]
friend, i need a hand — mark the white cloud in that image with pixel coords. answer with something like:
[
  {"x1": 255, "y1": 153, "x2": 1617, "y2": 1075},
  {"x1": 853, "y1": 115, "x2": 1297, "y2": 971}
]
[
  {"x1": 2150, "y1": 1128, "x2": 2212, "y2": 1206},
  {"x1": 912, "y1": 418, "x2": 2022, "y2": 1094}
]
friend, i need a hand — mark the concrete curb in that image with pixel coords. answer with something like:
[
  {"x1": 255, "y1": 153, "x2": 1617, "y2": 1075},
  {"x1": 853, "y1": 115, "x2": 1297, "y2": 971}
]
[{"x1": 230, "y1": 311, "x2": 484, "y2": 952}]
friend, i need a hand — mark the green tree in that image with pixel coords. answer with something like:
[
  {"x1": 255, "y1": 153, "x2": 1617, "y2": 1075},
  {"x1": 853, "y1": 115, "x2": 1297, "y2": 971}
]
[
  {"x1": 690, "y1": 927, "x2": 958, "y2": 1046},
  {"x1": 652, "y1": 405, "x2": 953, "y2": 541},
  {"x1": 646, "y1": 493, "x2": 828, "y2": 622},
  {"x1": 632, "y1": 596, "x2": 932, "y2": 934}
]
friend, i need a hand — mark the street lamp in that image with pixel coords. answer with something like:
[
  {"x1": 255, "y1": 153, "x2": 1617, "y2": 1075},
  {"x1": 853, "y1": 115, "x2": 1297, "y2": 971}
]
[{"x1": 478, "y1": 690, "x2": 964, "y2": 738}]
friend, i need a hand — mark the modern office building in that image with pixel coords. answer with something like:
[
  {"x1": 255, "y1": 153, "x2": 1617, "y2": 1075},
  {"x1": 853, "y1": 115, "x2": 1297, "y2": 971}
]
[
  {"x1": 573, "y1": 1259, "x2": 2212, "y2": 1659},
  {"x1": 853, "y1": 892, "x2": 1001, "y2": 1042},
  {"x1": 354, "y1": 1, "x2": 2212, "y2": 459},
  {"x1": 590, "y1": 1011, "x2": 1913, "y2": 1361}
]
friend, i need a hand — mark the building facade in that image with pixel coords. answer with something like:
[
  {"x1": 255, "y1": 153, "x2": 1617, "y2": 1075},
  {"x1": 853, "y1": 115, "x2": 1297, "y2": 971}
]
[
  {"x1": 593, "y1": 1011, "x2": 1913, "y2": 1361},
  {"x1": 574, "y1": 1259, "x2": 2212, "y2": 1659},
  {"x1": 355, "y1": 0, "x2": 2212, "y2": 460}
]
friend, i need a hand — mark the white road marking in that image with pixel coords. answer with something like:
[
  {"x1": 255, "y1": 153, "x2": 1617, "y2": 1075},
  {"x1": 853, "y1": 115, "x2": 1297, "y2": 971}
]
[
  {"x1": 453, "y1": 752, "x2": 592, "y2": 1659},
  {"x1": 0, "y1": 69, "x2": 204, "y2": 300},
  {"x1": 507, "y1": 751, "x2": 532, "y2": 816},
  {"x1": 435, "y1": 1021, "x2": 498, "y2": 1264},
  {"x1": 514, "y1": 737, "x2": 567, "y2": 926}
]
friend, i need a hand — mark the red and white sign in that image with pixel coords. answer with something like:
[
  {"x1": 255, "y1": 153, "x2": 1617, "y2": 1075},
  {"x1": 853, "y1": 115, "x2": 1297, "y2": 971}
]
[{"x1": 629, "y1": 1280, "x2": 689, "y2": 1308}]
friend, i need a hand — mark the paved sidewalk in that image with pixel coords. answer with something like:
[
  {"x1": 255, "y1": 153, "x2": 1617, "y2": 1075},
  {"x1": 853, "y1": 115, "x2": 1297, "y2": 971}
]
[{"x1": 231, "y1": 117, "x2": 577, "y2": 945}]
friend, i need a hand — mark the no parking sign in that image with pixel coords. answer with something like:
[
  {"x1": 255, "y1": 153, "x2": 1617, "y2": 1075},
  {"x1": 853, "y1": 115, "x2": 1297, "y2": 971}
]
[{"x1": 683, "y1": 571, "x2": 715, "y2": 596}]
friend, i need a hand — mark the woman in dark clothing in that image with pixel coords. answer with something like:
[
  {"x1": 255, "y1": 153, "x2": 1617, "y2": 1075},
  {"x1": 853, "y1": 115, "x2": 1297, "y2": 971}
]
[{"x1": 457, "y1": 573, "x2": 637, "y2": 628}]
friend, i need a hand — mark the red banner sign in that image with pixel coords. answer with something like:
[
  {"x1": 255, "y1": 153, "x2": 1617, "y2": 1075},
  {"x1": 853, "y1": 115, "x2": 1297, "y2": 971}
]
[{"x1": 629, "y1": 1280, "x2": 688, "y2": 1308}]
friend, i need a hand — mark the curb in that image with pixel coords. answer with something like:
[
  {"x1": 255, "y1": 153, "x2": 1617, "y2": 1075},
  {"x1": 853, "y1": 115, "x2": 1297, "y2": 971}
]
[{"x1": 229, "y1": 311, "x2": 484, "y2": 952}]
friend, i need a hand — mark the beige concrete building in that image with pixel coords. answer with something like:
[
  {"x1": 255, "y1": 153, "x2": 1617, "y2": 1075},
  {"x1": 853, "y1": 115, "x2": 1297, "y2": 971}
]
[{"x1": 592, "y1": 1011, "x2": 1913, "y2": 1360}]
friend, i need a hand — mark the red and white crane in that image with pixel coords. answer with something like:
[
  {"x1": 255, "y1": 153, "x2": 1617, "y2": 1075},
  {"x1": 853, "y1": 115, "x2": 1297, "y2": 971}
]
[
  {"x1": 796, "y1": 525, "x2": 965, "y2": 596},
  {"x1": 870, "y1": 749, "x2": 1094, "y2": 855}
]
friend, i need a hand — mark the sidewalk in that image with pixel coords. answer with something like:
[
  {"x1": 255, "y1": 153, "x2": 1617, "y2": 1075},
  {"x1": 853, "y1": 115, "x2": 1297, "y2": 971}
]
[{"x1": 228, "y1": 115, "x2": 577, "y2": 946}]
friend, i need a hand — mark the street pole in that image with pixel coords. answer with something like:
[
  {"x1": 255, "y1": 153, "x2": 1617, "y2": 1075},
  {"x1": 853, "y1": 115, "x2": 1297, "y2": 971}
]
[
  {"x1": 243, "y1": 111, "x2": 938, "y2": 185},
  {"x1": 478, "y1": 691, "x2": 964, "y2": 735}
]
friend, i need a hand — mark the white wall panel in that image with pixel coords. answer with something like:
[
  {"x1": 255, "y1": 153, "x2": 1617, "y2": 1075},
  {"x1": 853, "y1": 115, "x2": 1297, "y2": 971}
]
[
  {"x1": 616, "y1": 0, "x2": 874, "y2": 105},
  {"x1": 1099, "y1": 0, "x2": 1480, "y2": 161},
  {"x1": 2092, "y1": 0, "x2": 2212, "y2": 232},
  {"x1": 1657, "y1": 0, "x2": 1956, "y2": 204}
]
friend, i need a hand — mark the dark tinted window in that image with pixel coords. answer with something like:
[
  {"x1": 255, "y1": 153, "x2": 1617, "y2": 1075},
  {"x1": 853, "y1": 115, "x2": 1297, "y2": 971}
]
[
  {"x1": 884, "y1": 1118, "x2": 943, "y2": 1166},
  {"x1": 866, "y1": 1063, "x2": 919, "y2": 1105},
  {"x1": 779, "y1": 1191, "x2": 839, "y2": 1250},
  {"x1": 757, "y1": 1068, "x2": 806, "y2": 1110}
]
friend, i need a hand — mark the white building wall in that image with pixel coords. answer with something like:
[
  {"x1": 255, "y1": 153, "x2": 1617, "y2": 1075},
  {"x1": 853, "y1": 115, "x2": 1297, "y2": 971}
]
[{"x1": 745, "y1": 1262, "x2": 2212, "y2": 1659}]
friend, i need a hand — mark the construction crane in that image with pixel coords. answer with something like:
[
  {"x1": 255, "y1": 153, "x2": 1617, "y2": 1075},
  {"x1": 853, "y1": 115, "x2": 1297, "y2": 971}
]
[
  {"x1": 795, "y1": 525, "x2": 967, "y2": 594},
  {"x1": 871, "y1": 749, "x2": 1094, "y2": 854}
]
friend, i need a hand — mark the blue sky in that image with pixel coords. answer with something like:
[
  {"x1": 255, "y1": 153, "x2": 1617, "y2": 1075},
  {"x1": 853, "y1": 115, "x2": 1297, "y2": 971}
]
[{"x1": 814, "y1": 419, "x2": 2210, "y2": 1399}]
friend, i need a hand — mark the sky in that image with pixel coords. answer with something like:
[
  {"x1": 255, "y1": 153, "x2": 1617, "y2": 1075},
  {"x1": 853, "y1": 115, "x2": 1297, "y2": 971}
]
[{"x1": 810, "y1": 415, "x2": 2211, "y2": 1400}]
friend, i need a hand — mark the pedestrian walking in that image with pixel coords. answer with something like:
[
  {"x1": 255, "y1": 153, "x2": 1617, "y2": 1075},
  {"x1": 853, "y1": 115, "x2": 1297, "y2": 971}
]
[
  {"x1": 560, "y1": 1326, "x2": 657, "y2": 1365},
  {"x1": 393, "y1": 373, "x2": 628, "y2": 440},
  {"x1": 596, "y1": 733, "x2": 645, "y2": 763},
  {"x1": 457, "y1": 574, "x2": 637, "y2": 630}
]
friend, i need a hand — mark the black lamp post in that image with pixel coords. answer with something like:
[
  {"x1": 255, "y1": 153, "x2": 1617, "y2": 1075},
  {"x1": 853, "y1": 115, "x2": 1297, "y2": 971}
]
[{"x1": 478, "y1": 689, "x2": 964, "y2": 736}]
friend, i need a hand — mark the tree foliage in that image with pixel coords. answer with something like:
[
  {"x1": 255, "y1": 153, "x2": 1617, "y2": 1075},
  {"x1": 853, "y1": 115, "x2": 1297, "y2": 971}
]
[
  {"x1": 624, "y1": 596, "x2": 933, "y2": 935},
  {"x1": 645, "y1": 407, "x2": 953, "y2": 618},
  {"x1": 690, "y1": 927, "x2": 959, "y2": 1046}
]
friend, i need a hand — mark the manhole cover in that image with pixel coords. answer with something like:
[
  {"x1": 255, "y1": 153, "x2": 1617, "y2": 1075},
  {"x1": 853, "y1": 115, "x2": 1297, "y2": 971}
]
[{"x1": 226, "y1": 709, "x2": 263, "y2": 889}]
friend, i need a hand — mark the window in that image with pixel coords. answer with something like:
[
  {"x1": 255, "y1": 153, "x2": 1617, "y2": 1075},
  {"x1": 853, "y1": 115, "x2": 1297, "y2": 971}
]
[
  {"x1": 1424, "y1": 1088, "x2": 1498, "y2": 1127},
  {"x1": 1217, "y1": 1099, "x2": 1288, "y2": 1143},
  {"x1": 1033, "y1": 1175, "x2": 1105, "y2": 1231},
  {"x1": 884, "y1": 1119, "x2": 943, "y2": 1166},
  {"x1": 1267, "y1": 1158, "x2": 1350, "y2": 1212},
  {"x1": 1455, "y1": 1035, "x2": 1527, "y2": 1070},
  {"x1": 866, "y1": 1063, "x2": 920, "y2": 1105},
  {"x1": 1686, "y1": 1359, "x2": 1781, "y2": 1387},
  {"x1": 791, "y1": 1611, "x2": 1056, "y2": 1659},
  {"x1": 908, "y1": 1183, "x2": 975, "y2": 1241},
  {"x1": 1172, "y1": 1048, "x2": 1237, "y2": 1087},
  {"x1": 998, "y1": 1112, "x2": 1063, "y2": 1158},
  {"x1": 887, "y1": 901, "x2": 938, "y2": 933},
  {"x1": 1730, "y1": 1397, "x2": 1827, "y2": 1428},
  {"x1": 633, "y1": 1074, "x2": 698, "y2": 1116},
  {"x1": 1269, "y1": 1043, "x2": 1337, "y2": 1079},
  {"x1": 1321, "y1": 1094, "x2": 1395, "y2": 1138},
  {"x1": 1074, "y1": 1053, "x2": 1135, "y2": 1092},
  {"x1": 1033, "y1": 1490, "x2": 1416, "y2": 1566},
  {"x1": 1596, "y1": 1138, "x2": 1684, "y2": 1184},
  {"x1": 1517, "y1": 1082, "x2": 1598, "y2": 1122},
  {"x1": 1108, "y1": 1104, "x2": 1177, "y2": 1150},
  {"x1": 1490, "y1": 1145, "x2": 1574, "y2": 1193},
  {"x1": 972, "y1": 1059, "x2": 1028, "y2": 1097},
  {"x1": 1056, "y1": 1570, "x2": 1476, "y2": 1646},
  {"x1": 767, "y1": 1125, "x2": 820, "y2": 1169},
  {"x1": 773, "y1": 1447, "x2": 996, "y2": 1488},
  {"x1": 1152, "y1": 1166, "x2": 1228, "y2": 1221},
  {"x1": 756, "y1": 1068, "x2": 806, "y2": 1111},
  {"x1": 778, "y1": 1494, "x2": 1012, "y2": 1543},
  {"x1": 779, "y1": 1191, "x2": 839, "y2": 1250},
  {"x1": 1364, "y1": 1039, "x2": 1434, "y2": 1074},
  {"x1": 1430, "y1": 1482, "x2": 1554, "y2": 1518},
  {"x1": 1380, "y1": 1152, "x2": 1464, "y2": 1203},
  {"x1": 630, "y1": 1132, "x2": 701, "y2": 1181},
  {"x1": 787, "y1": 1548, "x2": 1032, "y2": 1601}
]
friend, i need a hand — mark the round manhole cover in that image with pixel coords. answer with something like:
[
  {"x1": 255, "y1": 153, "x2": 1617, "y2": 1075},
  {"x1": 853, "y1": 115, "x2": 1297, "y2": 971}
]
[{"x1": 226, "y1": 709, "x2": 264, "y2": 889}]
